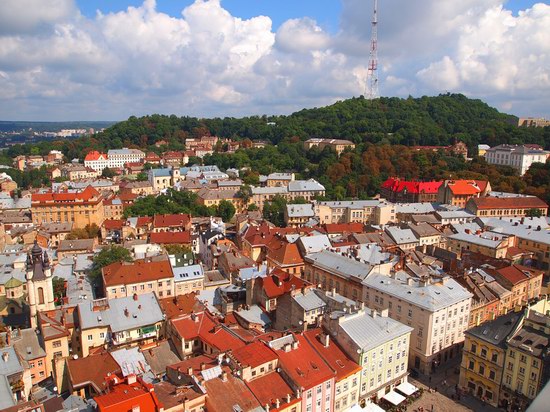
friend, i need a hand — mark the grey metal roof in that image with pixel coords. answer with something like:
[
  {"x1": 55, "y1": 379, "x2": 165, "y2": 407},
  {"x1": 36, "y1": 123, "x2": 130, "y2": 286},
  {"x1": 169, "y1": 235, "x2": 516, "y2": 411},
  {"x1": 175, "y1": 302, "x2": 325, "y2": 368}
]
[
  {"x1": 173, "y1": 264, "x2": 204, "y2": 283},
  {"x1": 288, "y1": 179, "x2": 325, "y2": 192},
  {"x1": 305, "y1": 250, "x2": 373, "y2": 281},
  {"x1": 448, "y1": 231, "x2": 509, "y2": 248},
  {"x1": 293, "y1": 290, "x2": 327, "y2": 311},
  {"x1": 110, "y1": 346, "x2": 155, "y2": 382},
  {"x1": 466, "y1": 310, "x2": 522, "y2": 347},
  {"x1": 298, "y1": 234, "x2": 332, "y2": 254},
  {"x1": 0, "y1": 375, "x2": 15, "y2": 409},
  {"x1": 395, "y1": 203, "x2": 436, "y2": 214},
  {"x1": 0, "y1": 346, "x2": 23, "y2": 377},
  {"x1": 286, "y1": 204, "x2": 315, "y2": 218},
  {"x1": 337, "y1": 309, "x2": 413, "y2": 352},
  {"x1": 11, "y1": 328, "x2": 46, "y2": 361},
  {"x1": 251, "y1": 186, "x2": 288, "y2": 195},
  {"x1": 234, "y1": 305, "x2": 271, "y2": 327},
  {"x1": 436, "y1": 210, "x2": 476, "y2": 220},
  {"x1": 362, "y1": 272, "x2": 472, "y2": 312},
  {"x1": 317, "y1": 200, "x2": 386, "y2": 209},
  {"x1": 78, "y1": 293, "x2": 164, "y2": 333},
  {"x1": 385, "y1": 227, "x2": 418, "y2": 245}
]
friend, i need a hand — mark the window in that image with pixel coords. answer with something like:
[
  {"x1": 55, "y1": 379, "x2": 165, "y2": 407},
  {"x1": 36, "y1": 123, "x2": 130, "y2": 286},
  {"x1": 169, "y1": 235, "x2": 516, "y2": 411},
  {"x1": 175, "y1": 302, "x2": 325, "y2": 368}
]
[
  {"x1": 520, "y1": 355, "x2": 527, "y2": 363},
  {"x1": 471, "y1": 343, "x2": 477, "y2": 353},
  {"x1": 489, "y1": 370, "x2": 496, "y2": 380},
  {"x1": 481, "y1": 348, "x2": 487, "y2": 358},
  {"x1": 491, "y1": 353, "x2": 498, "y2": 363},
  {"x1": 53, "y1": 340, "x2": 62, "y2": 348},
  {"x1": 468, "y1": 360, "x2": 474, "y2": 370},
  {"x1": 408, "y1": 309, "x2": 412, "y2": 318},
  {"x1": 479, "y1": 364, "x2": 485, "y2": 375},
  {"x1": 99, "y1": 332, "x2": 105, "y2": 339}
]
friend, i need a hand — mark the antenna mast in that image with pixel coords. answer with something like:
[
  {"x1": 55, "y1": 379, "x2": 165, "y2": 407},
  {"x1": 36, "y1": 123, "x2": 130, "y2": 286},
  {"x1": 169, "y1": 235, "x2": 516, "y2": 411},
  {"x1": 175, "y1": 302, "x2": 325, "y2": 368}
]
[{"x1": 366, "y1": 0, "x2": 379, "y2": 99}]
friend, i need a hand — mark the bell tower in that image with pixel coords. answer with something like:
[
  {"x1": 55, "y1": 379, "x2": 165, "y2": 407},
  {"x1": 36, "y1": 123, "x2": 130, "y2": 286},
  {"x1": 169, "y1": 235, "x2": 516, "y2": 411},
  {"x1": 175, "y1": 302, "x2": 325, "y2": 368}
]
[{"x1": 26, "y1": 241, "x2": 55, "y2": 328}]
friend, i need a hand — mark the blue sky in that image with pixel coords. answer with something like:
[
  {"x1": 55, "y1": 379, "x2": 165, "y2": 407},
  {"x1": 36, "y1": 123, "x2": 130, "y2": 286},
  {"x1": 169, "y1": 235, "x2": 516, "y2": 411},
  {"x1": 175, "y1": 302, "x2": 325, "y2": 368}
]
[
  {"x1": 76, "y1": 0, "x2": 543, "y2": 30},
  {"x1": 1, "y1": 0, "x2": 549, "y2": 120}
]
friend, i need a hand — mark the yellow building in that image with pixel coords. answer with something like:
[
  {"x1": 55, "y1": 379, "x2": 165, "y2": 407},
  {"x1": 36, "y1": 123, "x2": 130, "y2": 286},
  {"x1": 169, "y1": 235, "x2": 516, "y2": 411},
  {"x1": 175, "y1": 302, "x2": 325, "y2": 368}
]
[
  {"x1": 459, "y1": 311, "x2": 522, "y2": 407},
  {"x1": 315, "y1": 200, "x2": 395, "y2": 225},
  {"x1": 31, "y1": 186, "x2": 105, "y2": 229}
]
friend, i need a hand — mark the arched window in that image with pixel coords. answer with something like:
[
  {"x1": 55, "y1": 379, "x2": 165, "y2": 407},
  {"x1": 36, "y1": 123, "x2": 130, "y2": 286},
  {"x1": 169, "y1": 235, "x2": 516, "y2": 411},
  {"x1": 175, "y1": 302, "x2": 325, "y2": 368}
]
[{"x1": 37, "y1": 287, "x2": 45, "y2": 305}]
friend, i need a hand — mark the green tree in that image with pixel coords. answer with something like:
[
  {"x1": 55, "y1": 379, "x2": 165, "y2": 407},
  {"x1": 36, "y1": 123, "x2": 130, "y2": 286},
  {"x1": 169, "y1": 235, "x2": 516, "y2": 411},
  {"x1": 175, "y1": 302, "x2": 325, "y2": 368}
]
[
  {"x1": 102, "y1": 167, "x2": 117, "y2": 178},
  {"x1": 52, "y1": 276, "x2": 65, "y2": 305},
  {"x1": 263, "y1": 195, "x2": 287, "y2": 227},
  {"x1": 66, "y1": 224, "x2": 100, "y2": 240},
  {"x1": 236, "y1": 185, "x2": 253, "y2": 204},
  {"x1": 526, "y1": 208, "x2": 543, "y2": 217},
  {"x1": 217, "y1": 200, "x2": 236, "y2": 222},
  {"x1": 136, "y1": 172, "x2": 148, "y2": 181},
  {"x1": 90, "y1": 246, "x2": 133, "y2": 283}
]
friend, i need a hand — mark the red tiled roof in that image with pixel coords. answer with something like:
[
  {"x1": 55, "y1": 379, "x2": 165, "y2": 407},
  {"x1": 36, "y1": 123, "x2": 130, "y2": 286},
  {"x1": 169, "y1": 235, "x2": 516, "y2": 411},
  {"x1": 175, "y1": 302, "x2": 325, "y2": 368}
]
[
  {"x1": 204, "y1": 366, "x2": 261, "y2": 412},
  {"x1": 231, "y1": 341, "x2": 277, "y2": 368},
  {"x1": 273, "y1": 334, "x2": 334, "y2": 389},
  {"x1": 167, "y1": 354, "x2": 218, "y2": 376},
  {"x1": 103, "y1": 259, "x2": 173, "y2": 287},
  {"x1": 496, "y1": 264, "x2": 544, "y2": 285},
  {"x1": 150, "y1": 231, "x2": 192, "y2": 244},
  {"x1": 261, "y1": 271, "x2": 308, "y2": 299},
  {"x1": 470, "y1": 196, "x2": 548, "y2": 210},
  {"x1": 32, "y1": 186, "x2": 100, "y2": 203},
  {"x1": 323, "y1": 222, "x2": 365, "y2": 234},
  {"x1": 153, "y1": 213, "x2": 191, "y2": 228},
  {"x1": 303, "y1": 329, "x2": 361, "y2": 380},
  {"x1": 246, "y1": 372, "x2": 300, "y2": 411},
  {"x1": 103, "y1": 219, "x2": 124, "y2": 230},
  {"x1": 136, "y1": 216, "x2": 152, "y2": 226},
  {"x1": 84, "y1": 150, "x2": 108, "y2": 161},
  {"x1": 382, "y1": 177, "x2": 442, "y2": 194},
  {"x1": 447, "y1": 180, "x2": 484, "y2": 195},
  {"x1": 267, "y1": 241, "x2": 303, "y2": 266},
  {"x1": 67, "y1": 351, "x2": 120, "y2": 393},
  {"x1": 159, "y1": 293, "x2": 204, "y2": 320},
  {"x1": 95, "y1": 379, "x2": 162, "y2": 412},
  {"x1": 170, "y1": 312, "x2": 246, "y2": 352}
]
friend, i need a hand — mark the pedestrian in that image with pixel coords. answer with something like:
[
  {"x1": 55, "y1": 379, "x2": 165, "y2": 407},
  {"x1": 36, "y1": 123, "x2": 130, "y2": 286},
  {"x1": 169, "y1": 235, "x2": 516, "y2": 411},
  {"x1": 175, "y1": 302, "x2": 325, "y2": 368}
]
[
  {"x1": 429, "y1": 376, "x2": 432, "y2": 384},
  {"x1": 442, "y1": 379, "x2": 447, "y2": 387},
  {"x1": 431, "y1": 404, "x2": 434, "y2": 412}
]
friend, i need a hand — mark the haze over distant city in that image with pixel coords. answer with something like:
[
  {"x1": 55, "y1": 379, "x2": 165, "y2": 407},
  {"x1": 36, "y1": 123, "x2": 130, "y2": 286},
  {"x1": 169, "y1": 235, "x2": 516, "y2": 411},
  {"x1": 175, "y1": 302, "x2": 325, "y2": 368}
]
[{"x1": 0, "y1": 0, "x2": 548, "y2": 121}]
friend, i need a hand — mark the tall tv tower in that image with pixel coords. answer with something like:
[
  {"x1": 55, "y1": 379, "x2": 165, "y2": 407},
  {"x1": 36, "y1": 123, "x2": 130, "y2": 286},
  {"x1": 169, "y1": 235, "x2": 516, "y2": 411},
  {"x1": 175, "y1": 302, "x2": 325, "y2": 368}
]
[{"x1": 366, "y1": 0, "x2": 379, "y2": 99}]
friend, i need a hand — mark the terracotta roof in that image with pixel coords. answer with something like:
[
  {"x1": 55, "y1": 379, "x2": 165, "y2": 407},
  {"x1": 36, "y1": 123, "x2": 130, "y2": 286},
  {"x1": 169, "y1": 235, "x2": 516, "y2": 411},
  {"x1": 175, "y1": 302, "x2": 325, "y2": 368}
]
[
  {"x1": 136, "y1": 216, "x2": 152, "y2": 227},
  {"x1": 84, "y1": 151, "x2": 108, "y2": 161},
  {"x1": 167, "y1": 354, "x2": 218, "y2": 376},
  {"x1": 273, "y1": 333, "x2": 334, "y2": 389},
  {"x1": 103, "y1": 259, "x2": 174, "y2": 287},
  {"x1": 447, "y1": 180, "x2": 484, "y2": 195},
  {"x1": 153, "y1": 214, "x2": 191, "y2": 228},
  {"x1": 267, "y1": 241, "x2": 303, "y2": 266},
  {"x1": 159, "y1": 293, "x2": 204, "y2": 320},
  {"x1": 261, "y1": 272, "x2": 308, "y2": 299},
  {"x1": 495, "y1": 264, "x2": 544, "y2": 285},
  {"x1": 230, "y1": 341, "x2": 277, "y2": 368},
  {"x1": 382, "y1": 177, "x2": 442, "y2": 194},
  {"x1": 470, "y1": 196, "x2": 548, "y2": 210},
  {"x1": 32, "y1": 185, "x2": 101, "y2": 203},
  {"x1": 103, "y1": 219, "x2": 124, "y2": 230},
  {"x1": 323, "y1": 222, "x2": 365, "y2": 234},
  {"x1": 204, "y1": 366, "x2": 261, "y2": 412},
  {"x1": 303, "y1": 329, "x2": 361, "y2": 380},
  {"x1": 246, "y1": 371, "x2": 300, "y2": 411},
  {"x1": 67, "y1": 351, "x2": 120, "y2": 393},
  {"x1": 94, "y1": 378, "x2": 162, "y2": 412},
  {"x1": 150, "y1": 231, "x2": 192, "y2": 244},
  {"x1": 170, "y1": 312, "x2": 246, "y2": 352}
]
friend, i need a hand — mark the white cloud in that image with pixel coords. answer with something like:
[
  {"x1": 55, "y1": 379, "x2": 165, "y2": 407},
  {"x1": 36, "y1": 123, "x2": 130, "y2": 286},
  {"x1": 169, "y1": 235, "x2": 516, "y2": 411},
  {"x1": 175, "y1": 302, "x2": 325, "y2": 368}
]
[{"x1": 0, "y1": 0, "x2": 548, "y2": 120}]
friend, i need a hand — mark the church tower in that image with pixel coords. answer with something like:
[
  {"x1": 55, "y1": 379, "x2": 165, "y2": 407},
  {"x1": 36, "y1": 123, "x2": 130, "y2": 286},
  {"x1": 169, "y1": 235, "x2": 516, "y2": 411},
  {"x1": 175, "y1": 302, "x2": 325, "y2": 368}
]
[{"x1": 26, "y1": 241, "x2": 55, "y2": 328}]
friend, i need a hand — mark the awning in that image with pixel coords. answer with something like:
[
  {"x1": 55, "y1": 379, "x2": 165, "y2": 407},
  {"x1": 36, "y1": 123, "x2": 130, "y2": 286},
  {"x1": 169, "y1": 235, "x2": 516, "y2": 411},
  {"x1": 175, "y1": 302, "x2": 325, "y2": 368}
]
[
  {"x1": 349, "y1": 402, "x2": 385, "y2": 412},
  {"x1": 382, "y1": 390, "x2": 406, "y2": 405},
  {"x1": 396, "y1": 381, "x2": 419, "y2": 396}
]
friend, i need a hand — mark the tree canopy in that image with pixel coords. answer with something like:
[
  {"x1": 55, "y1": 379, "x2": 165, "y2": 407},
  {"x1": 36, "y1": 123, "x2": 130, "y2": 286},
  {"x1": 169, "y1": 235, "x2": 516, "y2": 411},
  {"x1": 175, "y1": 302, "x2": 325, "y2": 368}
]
[{"x1": 90, "y1": 246, "x2": 133, "y2": 283}]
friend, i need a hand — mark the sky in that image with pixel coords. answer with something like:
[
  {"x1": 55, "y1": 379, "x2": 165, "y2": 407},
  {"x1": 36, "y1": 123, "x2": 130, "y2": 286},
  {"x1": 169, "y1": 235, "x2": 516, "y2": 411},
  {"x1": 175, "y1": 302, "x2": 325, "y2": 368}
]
[{"x1": 0, "y1": 0, "x2": 548, "y2": 121}]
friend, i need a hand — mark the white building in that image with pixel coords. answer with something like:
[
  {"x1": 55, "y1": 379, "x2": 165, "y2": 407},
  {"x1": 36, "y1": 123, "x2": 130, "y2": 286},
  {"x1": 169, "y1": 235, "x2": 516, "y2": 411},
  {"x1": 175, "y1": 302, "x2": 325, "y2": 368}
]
[
  {"x1": 106, "y1": 148, "x2": 145, "y2": 168},
  {"x1": 362, "y1": 272, "x2": 472, "y2": 374},
  {"x1": 484, "y1": 144, "x2": 549, "y2": 176}
]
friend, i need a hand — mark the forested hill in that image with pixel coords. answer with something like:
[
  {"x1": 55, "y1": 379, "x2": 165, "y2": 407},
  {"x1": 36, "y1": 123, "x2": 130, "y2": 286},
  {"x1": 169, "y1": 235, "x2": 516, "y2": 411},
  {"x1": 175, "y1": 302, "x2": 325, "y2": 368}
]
[
  {"x1": 4, "y1": 94, "x2": 549, "y2": 162},
  {"x1": 93, "y1": 93, "x2": 548, "y2": 150}
]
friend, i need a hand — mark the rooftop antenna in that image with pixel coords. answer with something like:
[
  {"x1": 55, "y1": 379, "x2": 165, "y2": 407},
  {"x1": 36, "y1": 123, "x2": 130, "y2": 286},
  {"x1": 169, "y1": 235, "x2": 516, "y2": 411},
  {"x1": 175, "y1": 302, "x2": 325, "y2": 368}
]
[{"x1": 366, "y1": 0, "x2": 379, "y2": 99}]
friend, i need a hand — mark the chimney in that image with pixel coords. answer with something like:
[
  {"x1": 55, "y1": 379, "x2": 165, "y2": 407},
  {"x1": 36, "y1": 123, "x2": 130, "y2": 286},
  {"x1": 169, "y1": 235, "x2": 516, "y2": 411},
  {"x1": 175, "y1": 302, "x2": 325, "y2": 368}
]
[
  {"x1": 133, "y1": 293, "x2": 138, "y2": 301},
  {"x1": 265, "y1": 405, "x2": 270, "y2": 412},
  {"x1": 127, "y1": 374, "x2": 137, "y2": 385},
  {"x1": 200, "y1": 362, "x2": 206, "y2": 371},
  {"x1": 286, "y1": 394, "x2": 291, "y2": 403},
  {"x1": 187, "y1": 367, "x2": 193, "y2": 375},
  {"x1": 323, "y1": 334, "x2": 330, "y2": 348},
  {"x1": 221, "y1": 371, "x2": 228, "y2": 382},
  {"x1": 371, "y1": 310, "x2": 378, "y2": 319},
  {"x1": 275, "y1": 399, "x2": 281, "y2": 408}
]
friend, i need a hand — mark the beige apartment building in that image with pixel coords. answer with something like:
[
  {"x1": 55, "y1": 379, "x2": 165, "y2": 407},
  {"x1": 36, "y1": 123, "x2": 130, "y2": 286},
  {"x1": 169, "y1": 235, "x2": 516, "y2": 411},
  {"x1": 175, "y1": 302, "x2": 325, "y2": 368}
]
[
  {"x1": 363, "y1": 272, "x2": 472, "y2": 374},
  {"x1": 31, "y1": 186, "x2": 105, "y2": 229},
  {"x1": 102, "y1": 259, "x2": 175, "y2": 300},
  {"x1": 304, "y1": 138, "x2": 356, "y2": 155},
  {"x1": 315, "y1": 200, "x2": 396, "y2": 225},
  {"x1": 447, "y1": 232, "x2": 514, "y2": 259}
]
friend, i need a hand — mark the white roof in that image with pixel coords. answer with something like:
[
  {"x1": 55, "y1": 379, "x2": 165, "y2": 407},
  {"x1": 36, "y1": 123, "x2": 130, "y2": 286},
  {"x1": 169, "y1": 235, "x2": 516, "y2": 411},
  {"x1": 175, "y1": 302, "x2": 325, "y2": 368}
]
[
  {"x1": 288, "y1": 179, "x2": 325, "y2": 192},
  {"x1": 385, "y1": 227, "x2": 418, "y2": 245},
  {"x1": 286, "y1": 203, "x2": 315, "y2": 218},
  {"x1": 396, "y1": 381, "x2": 418, "y2": 396}
]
